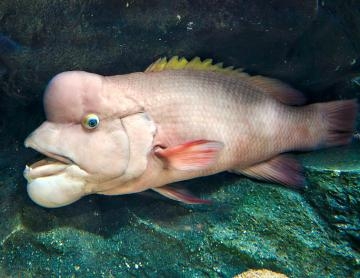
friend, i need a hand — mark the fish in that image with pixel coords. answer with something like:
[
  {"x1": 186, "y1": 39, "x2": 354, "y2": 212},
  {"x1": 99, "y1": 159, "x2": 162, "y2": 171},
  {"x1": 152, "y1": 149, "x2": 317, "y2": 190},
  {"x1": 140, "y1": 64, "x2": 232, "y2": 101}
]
[{"x1": 23, "y1": 57, "x2": 358, "y2": 208}]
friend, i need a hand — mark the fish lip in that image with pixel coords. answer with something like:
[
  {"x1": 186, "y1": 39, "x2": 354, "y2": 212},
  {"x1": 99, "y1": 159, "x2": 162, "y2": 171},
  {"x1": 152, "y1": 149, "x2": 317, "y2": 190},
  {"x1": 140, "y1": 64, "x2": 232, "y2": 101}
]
[
  {"x1": 30, "y1": 149, "x2": 73, "y2": 167},
  {"x1": 25, "y1": 138, "x2": 74, "y2": 166},
  {"x1": 39, "y1": 150, "x2": 73, "y2": 165},
  {"x1": 29, "y1": 157, "x2": 67, "y2": 169},
  {"x1": 24, "y1": 159, "x2": 70, "y2": 181}
]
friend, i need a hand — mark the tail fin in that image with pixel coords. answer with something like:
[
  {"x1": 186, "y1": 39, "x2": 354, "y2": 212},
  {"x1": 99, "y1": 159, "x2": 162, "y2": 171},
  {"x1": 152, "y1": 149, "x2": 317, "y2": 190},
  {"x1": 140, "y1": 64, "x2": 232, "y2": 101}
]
[{"x1": 320, "y1": 99, "x2": 358, "y2": 147}]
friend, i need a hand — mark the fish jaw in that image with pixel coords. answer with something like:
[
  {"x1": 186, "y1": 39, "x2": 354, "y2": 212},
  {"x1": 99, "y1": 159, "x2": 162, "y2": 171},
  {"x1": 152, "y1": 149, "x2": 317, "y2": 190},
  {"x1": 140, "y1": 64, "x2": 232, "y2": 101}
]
[
  {"x1": 24, "y1": 127, "x2": 89, "y2": 208},
  {"x1": 24, "y1": 160, "x2": 89, "y2": 208}
]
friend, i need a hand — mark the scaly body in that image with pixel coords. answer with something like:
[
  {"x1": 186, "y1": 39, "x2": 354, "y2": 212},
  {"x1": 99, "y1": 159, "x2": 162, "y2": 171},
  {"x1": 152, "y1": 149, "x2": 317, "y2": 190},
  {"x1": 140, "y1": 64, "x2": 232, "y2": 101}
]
[
  {"x1": 99, "y1": 70, "x2": 326, "y2": 195},
  {"x1": 24, "y1": 57, "x2": 358, "y2": 207}
]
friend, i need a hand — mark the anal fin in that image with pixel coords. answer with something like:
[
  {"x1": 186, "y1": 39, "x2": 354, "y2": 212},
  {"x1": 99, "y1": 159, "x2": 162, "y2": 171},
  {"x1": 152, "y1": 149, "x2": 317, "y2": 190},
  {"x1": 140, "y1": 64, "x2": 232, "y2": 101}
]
[{"x1": 230, "y1": 155, "x2": 305, "y2": 188}]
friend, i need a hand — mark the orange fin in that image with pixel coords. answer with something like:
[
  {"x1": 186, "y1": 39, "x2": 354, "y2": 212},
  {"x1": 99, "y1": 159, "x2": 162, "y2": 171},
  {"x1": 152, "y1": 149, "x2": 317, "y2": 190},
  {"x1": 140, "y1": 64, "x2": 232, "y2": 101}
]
[
  {"x1": 249, "y1": 75, "x2": 306, "y2": 105},
  {"x1": 230, "y1": 155, "x2": 305, "y2": 187},
  {"x1": 155, "y1": 140, "x2": 224, "y2": 171},
  {"x1": 152, "y1": 185, "x2": 212, "y2": 204}
]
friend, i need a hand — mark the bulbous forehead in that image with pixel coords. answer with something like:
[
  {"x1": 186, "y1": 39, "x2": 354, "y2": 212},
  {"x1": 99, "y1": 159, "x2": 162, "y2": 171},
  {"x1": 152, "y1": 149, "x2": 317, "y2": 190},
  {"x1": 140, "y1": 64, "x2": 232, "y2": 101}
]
[{"x1": 44, "y1": 71, "x2": 104, "y2": 123}]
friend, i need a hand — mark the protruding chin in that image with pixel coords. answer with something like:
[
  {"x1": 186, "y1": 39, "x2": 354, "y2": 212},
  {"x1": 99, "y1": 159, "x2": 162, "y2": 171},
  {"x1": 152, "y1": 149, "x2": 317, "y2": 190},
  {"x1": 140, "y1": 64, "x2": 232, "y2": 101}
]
[
  {"x1": 27, "y1": 176, "x2": 84, "y2": 208},
  {"x1": 24, "y1": 164, "x2": 87, "y2": 208}
]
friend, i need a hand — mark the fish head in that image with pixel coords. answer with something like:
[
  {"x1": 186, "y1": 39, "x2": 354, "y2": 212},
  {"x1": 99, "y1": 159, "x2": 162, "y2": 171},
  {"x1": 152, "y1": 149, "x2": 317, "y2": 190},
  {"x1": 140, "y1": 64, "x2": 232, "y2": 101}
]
[
  {"x1": 24, "y1": 71, "x2": 152, "y2": 208},
  {"x1": 25, "y1": 118, "x2": 130, "y2": 178}
]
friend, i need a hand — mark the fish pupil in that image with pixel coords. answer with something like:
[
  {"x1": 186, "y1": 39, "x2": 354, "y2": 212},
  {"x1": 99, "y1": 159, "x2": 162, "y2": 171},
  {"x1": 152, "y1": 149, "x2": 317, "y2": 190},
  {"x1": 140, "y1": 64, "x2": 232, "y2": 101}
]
[{"x1": 88, "y1": 118, "x2": 98, "y2": 127}]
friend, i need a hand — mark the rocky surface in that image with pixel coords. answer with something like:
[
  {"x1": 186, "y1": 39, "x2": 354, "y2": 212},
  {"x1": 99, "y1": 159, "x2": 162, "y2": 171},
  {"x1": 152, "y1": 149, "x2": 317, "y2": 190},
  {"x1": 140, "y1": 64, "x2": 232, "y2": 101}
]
[
  {"x1": 0, "y1": 0, "x2": 360, "y2": 277},
  {"x1": 234, "y1": 269, "x2": 288, "y2": 278},
  {"x1": 301, "y1": 142, "x2": 360, "y2": 250},
  {"x1": 0, "y1": 143, "x2": 359, "y2": 277}
]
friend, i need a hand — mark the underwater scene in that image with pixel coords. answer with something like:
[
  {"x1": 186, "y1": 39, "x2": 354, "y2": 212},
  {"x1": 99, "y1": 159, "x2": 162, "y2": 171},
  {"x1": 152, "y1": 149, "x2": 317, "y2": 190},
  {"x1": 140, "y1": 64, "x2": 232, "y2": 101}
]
[{"x1": 0, "y1": 0, "x2": 360, "y2": 277}]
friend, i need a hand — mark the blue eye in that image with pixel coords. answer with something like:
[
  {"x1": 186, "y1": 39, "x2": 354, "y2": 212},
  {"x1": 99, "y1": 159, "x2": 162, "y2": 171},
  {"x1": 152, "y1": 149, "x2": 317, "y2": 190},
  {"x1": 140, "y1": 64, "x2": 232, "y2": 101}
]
[{"x1": 82, "y1": 114, "x2": 100, "y2": 129}]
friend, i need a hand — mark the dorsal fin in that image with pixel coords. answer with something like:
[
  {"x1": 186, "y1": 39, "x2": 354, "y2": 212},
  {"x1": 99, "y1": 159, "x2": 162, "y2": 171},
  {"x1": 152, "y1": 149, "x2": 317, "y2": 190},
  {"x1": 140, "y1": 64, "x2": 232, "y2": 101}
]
[
  {"x1": 248, "y1": 76, "x2": 306, "y2": 105},
  {"x1": 145, "y1": 56, "x2": 249, "y2": 77},
  {"x1": 145, "y1": 56, "x2": 306, "y2": 106}
]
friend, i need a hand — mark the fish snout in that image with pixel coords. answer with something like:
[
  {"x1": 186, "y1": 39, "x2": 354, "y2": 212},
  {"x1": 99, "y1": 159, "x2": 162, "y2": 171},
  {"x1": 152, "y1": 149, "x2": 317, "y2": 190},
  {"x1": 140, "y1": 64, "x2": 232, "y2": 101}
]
[
  {"x1": 24, "y1": 132, "x2": 35, "y2": 148},
  {"x1": 24, "y1": 127, "x2": 74, "y2": 164}
]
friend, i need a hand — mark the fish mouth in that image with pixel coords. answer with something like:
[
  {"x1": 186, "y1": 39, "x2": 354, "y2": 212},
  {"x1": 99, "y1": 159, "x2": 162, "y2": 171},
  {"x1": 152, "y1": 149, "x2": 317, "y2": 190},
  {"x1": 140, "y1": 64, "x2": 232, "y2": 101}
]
[
  {"x1": 23, "y1": 136, "x2": 89, "y2": 208},
  {"x1": 31, "y1": 150, "x2": 73, "y2": 166},
  {"x1": 24, "y1": 158, "x2": 70, "y2": 181},
  {"x1": 24, "y1": 138, "x2": 75, "y2": 181},
  {"x1": 24, "y1": 154, "x2": 75, "y2": 182},
  {"x1": 24, "y1": 137, "x2": 74, "y2": 167},
  {"x1": 24, "y1": 153, "x2": 74, "y2": 182}
]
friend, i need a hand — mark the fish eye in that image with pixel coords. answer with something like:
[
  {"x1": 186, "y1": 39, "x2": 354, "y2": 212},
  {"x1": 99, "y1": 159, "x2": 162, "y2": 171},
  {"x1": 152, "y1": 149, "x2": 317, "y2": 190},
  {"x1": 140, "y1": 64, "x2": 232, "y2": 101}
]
[{"x1": 82, "y1": 114, "x2": 100, "y2": 129}]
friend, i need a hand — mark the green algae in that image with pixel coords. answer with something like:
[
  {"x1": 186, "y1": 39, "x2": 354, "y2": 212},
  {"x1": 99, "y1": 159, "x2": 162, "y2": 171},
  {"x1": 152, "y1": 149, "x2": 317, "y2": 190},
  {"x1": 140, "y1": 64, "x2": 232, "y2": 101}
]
[{"x1": 301, "y1": 142, "x2": 360, "y2": 250}]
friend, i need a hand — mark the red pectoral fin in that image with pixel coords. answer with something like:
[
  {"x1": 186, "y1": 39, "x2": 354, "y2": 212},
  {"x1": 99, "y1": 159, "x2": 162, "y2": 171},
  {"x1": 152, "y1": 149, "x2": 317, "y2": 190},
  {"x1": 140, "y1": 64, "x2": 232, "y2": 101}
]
[
  {"x1": 154, "y1": 140, "x2": 224, "y2": 171},
  {"x1": 152, "y1": 185, "x2": 212, "y2": 204}
]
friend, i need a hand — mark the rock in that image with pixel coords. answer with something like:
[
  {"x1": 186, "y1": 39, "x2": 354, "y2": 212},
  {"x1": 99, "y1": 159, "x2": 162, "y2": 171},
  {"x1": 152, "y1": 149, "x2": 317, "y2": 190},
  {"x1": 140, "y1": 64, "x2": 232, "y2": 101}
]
[
  {"x1": 234, "y1": 269, "x2": 288, "y2": 278},
  {"x1": 0, "y1": 143, "x2": 360, "y2": 277},
  {"x1": 301, "y1": 141, "x2": 360, "y2": 249}
]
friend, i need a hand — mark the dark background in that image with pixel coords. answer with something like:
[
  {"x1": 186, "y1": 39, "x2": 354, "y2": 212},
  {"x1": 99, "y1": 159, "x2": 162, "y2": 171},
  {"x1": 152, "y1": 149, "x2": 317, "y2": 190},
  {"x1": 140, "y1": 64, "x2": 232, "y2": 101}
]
[{"x1": 0, "y1": 0, "x2": 359, "y2": 151}]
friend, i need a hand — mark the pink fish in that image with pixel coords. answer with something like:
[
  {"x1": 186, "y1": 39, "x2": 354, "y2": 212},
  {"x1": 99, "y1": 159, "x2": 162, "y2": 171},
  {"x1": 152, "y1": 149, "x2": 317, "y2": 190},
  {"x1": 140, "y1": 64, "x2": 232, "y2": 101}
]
[{"x1": 24, "y1": 57, "x2": 358, "y2": 208}]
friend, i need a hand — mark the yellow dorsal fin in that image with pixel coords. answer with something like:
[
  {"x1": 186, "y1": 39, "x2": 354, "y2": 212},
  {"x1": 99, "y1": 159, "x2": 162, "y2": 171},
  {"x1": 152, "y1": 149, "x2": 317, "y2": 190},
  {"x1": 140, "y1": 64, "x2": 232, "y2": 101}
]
[
  {"x1": 145, "y1": 56, "x2": 249, "y2": 77},
  {"x1": 145, "y1": 56, "x2": 306, "y2": 105}
]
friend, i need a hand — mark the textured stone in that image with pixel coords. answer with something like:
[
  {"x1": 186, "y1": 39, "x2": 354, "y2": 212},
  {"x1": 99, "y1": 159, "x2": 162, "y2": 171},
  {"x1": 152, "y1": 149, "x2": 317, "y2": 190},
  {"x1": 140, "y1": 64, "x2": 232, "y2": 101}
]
[
  {"x1": 234, "y1": 269, "x2": 288, "y2": 278},
  {"x1": 301, "y1": 141, "x2": 360, "y2": 250},
  {"x1": 1, "y1": 144, "x2": 360, "y2": 277}
]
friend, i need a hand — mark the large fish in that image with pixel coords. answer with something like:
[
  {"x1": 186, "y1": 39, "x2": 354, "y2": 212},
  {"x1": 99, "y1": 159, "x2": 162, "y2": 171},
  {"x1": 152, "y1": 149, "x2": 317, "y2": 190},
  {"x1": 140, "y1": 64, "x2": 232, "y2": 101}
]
[{"x1": 24, "y1": 57, "x2": 358, "y2": 208}]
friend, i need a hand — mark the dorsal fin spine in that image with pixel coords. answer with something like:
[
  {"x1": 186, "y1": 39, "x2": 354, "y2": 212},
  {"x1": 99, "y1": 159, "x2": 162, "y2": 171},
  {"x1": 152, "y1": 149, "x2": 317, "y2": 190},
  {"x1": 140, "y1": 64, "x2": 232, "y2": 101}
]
[
  {"x1": 144, "y1": 56, "x2": 306, "y2": 105},
  {"x1": 144, "y1": 56, "x2": 243, "y2": 75}
]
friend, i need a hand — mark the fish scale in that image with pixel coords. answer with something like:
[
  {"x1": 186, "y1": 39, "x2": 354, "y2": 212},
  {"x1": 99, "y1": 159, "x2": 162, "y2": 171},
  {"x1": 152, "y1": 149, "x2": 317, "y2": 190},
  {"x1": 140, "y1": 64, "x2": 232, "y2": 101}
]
[{"x1": 134, "y1": 70, "x2": 285, "y2": 163}]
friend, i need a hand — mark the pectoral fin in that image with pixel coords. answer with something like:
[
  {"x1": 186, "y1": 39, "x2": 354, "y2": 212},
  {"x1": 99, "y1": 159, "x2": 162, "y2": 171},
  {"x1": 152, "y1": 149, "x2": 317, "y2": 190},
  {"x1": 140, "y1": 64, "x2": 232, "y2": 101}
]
[
  {"x1": 230, "y1": 155, "x2": 305, "y2": 187},
  {"x1": 155, "y1": 140, "x2": 224, "y2": 171},
  {"x1": 152, "y1": 185, "x2": 212, "y2": 204}
]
